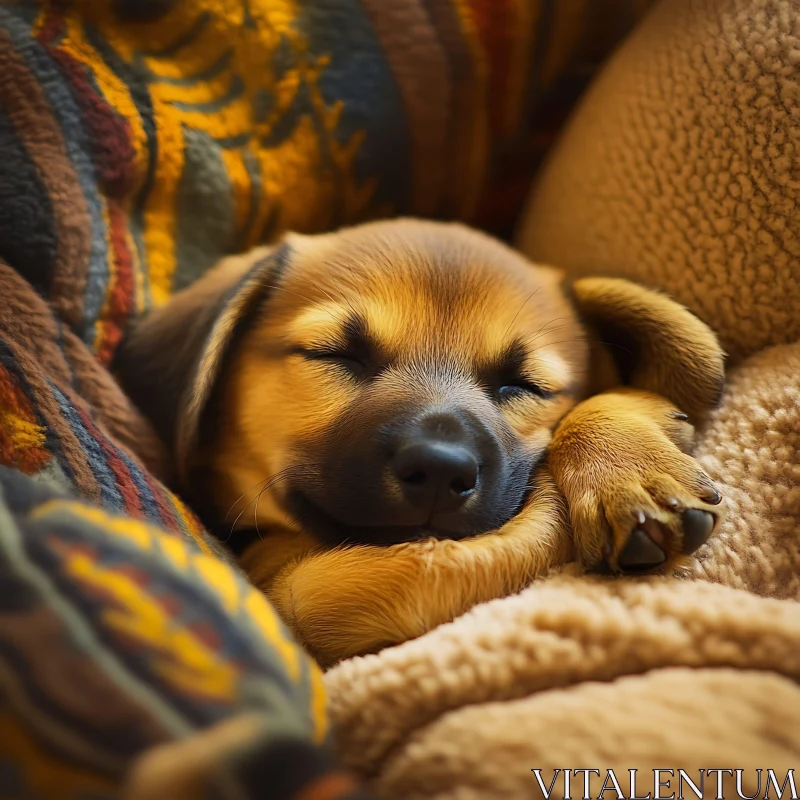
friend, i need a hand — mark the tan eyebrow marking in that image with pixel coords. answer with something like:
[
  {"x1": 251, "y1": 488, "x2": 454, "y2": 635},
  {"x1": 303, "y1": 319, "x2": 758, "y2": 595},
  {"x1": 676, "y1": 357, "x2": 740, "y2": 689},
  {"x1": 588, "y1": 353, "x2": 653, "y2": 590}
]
[
  {"x1": 529, "y1": 348, "x2": 572, "y2": 392},
  {"x1": 285, "y1": 302, "x2": 352, "y2": 347}
]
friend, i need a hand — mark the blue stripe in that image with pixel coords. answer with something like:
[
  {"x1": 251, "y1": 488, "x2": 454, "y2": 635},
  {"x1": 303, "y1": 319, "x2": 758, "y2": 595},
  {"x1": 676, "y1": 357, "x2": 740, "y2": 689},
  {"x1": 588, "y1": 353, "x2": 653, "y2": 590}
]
[
  {"x1": 240, "y1": 148, "x2": 261, "y2": 242},
  {"x1": 84, "y1": 22, "x2": 155, "y2": 313},
  {"x1": 49, "y1": 382, "x2": 124, "y2": 513},
  {"x1": 295, "y1": 3, "x2": 412, "y2": 214},
  {"x1": 213, "y1": 131, "x2": 252, "y2": 149},
  {"x1": 113, "y1": 447, "x2": 164, "y2": 528},
  {"x1": 0, "y1": 481, "x2": 197, "y2": 743}
]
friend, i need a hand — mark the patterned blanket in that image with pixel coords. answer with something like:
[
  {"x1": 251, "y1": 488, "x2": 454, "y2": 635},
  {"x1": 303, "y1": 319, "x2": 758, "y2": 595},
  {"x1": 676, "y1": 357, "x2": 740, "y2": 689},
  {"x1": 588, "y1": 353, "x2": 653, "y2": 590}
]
[{"x1": 0, "y1": 0, "x2": 651, "y2": 797}]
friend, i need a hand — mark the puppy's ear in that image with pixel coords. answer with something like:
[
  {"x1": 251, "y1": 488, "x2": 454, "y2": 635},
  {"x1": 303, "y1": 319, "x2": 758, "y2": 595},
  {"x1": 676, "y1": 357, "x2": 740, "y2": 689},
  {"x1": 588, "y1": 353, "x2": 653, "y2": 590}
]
[
  {"x1": 114, "y1": 244, "x2": 290, "y2": 483},
  {"x1": 570, "y1": 277, "x2": 725, "y2": 421}
]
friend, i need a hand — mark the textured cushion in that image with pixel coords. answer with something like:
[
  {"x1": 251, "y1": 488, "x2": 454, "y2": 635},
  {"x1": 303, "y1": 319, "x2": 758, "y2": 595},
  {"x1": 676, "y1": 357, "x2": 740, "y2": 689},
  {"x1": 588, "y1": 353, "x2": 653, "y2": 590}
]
[{"x1": 517, "y1": 0, "x2": 800, "y2": 362}]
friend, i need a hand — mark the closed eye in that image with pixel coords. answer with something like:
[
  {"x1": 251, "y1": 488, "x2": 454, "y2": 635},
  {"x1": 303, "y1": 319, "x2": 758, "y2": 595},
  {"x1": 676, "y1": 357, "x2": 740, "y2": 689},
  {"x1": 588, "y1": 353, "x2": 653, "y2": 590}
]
[
  {"x1": 299, "y1": 348, "x2": 366, "y2": 376},
  {"x1": 484, "y1": 340, "x2": 557, "y2": 402},
  {"x1": 496, "y1": 380, "x2": 555, "y2": 402},
  {"x1": 293, "y1": 313, "x2": 375, "y2": 379}
]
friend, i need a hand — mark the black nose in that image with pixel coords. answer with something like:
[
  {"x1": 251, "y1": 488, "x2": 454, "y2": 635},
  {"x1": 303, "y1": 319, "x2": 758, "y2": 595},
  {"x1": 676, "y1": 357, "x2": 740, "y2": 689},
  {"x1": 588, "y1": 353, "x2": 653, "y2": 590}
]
[{"x1": 390, "y1": 441, "x2": 479, "y2": 514}]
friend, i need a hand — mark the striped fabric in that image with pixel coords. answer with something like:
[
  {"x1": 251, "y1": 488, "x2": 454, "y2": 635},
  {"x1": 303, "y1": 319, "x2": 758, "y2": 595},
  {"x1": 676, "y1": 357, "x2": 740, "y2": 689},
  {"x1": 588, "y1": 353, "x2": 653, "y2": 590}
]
[
  {"x1": 0, "y1": 0, "x2": 654, "y2": 797},
  {"x1": 0, "y1": 0, "x2": 655, "y2": 362},
  {"x1": 0, "y1": 466, "x2": 371, "y2": 799}
]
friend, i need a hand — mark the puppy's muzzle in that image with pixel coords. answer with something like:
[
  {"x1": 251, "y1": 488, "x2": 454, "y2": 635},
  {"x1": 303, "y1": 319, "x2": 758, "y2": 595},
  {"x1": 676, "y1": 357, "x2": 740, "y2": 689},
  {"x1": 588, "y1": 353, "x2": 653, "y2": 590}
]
[
  {"x1": 289, "y1": 405, "x2": 531, "y2": 546},
  {"x1": 389, "y1": 415, "x2": 480, "y2": 517}
]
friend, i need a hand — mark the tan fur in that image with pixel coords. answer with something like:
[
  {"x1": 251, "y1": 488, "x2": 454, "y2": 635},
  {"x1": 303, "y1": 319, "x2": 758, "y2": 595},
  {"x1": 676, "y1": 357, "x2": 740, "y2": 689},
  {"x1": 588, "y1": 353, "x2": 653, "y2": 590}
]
[
  {"x1": 241, "y1": 391, "x2": 723, "y2": 667},
  {"x1": 570, "y1": 277, "x2": 725, "y2": 420},
  {"x1": 241, "y1": 472, "x2": 570, "y2": 666},
  {"x1": 116, "y1": 219, "x2": 726, "y2": 668},
  {"x1": 203, "y1": 223, "x2": 585, "y2": 533},
  {"x1": 549, "y1": 388, "x2": 725, "y2": 571}
]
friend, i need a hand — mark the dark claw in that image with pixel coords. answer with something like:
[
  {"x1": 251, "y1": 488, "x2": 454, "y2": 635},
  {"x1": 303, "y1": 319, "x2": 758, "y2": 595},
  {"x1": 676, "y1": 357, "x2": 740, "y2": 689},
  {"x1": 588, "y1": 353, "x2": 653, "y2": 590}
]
[
  {"x1": 701, "y1": 486, "x2": 722, "y2": 505},
  {"x1": 618, "y1": 527, "x2": 667, "y2": 573},
  {"x1": 681, "y1": 508, "x2": 716, "y2": 553}
]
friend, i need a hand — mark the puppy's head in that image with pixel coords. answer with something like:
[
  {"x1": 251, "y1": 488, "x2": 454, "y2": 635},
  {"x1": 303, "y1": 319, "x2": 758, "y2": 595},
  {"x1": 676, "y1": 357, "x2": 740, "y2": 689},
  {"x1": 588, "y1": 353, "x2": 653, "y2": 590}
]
[
  {"x1": 117, "y1": 220, "x2": 588, "y2": 546},
  {"x1": 213, "y1": 221, "x2": 586, "y2": 546},
  {"x1": 116, "y1": 219, "x2": 724, "y2": 551}
]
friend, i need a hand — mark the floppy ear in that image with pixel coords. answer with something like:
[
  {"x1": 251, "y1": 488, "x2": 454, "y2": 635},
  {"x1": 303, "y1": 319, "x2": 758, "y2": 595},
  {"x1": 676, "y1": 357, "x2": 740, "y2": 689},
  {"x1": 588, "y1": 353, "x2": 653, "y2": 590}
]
[
  {"x1": 570, "y1": 277, "x2": 725, "y2": 421},
  {"x1": 114, "y1": 244, "x2": 290, "y2": 484}
]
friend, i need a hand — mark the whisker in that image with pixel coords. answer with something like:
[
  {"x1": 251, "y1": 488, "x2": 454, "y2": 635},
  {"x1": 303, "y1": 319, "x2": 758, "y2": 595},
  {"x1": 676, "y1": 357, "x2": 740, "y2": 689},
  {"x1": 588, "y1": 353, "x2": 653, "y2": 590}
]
[
  {"x1": 527, "y1": 336, "x2": 631, "y2": 358},
  {"x1": 536, "y1": 316, "x2": 570, "y2": 335},
  {"x1": 519, "y1": 322, "x2": 574, "y2": 347},
  {"x1": 228, "y1": 481, "x2": 274, "y2": 536},
  {"x1": 528, "y1": 337, "x2": 588, "y2": 354},
  {"x1": 595, "y1": 340, "x2": 633, "y2": 356},
  {"x1": 254, "y1": 484, "x2": 265, "y2": 541},
  {"x1": 503, "y1": 287, "x2": 542, "y2": 341},
  {"x1": 527, "y1": 316, "x2": 571, "y2": 342},
  {"x1": 224, "y1": 476, "x2": 273, "y2": 522},
  {"x1": 226, "y1": 464, "x2": 321, "y2": 540},
  {"x1": 316, "y1": 281, "x2": 361, "y2": 323}
]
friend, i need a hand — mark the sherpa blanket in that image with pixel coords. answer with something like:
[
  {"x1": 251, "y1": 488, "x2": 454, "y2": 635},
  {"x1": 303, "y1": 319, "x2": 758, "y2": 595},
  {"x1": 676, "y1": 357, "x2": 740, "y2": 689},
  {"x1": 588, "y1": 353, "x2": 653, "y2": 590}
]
[
  {"x1": 324, "y1": 0, "x2": 800, "y2": 797},
  {"x1": 0, "y1": 0, "x2": 654, "y2": 797}
]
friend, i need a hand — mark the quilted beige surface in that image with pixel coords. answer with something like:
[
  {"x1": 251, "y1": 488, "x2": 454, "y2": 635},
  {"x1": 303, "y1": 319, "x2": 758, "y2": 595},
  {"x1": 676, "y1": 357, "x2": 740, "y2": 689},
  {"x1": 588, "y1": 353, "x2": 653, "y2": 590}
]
[{"x1": 325, "y1": 1, "x2": 800, "y2": 796}]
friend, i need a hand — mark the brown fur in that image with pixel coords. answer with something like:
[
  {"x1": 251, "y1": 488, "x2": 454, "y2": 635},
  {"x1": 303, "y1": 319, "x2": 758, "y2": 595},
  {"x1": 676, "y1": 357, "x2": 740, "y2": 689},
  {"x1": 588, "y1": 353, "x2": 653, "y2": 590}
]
[{"x1": 116, "y1": 219, "x2": 726, "y2": 667}]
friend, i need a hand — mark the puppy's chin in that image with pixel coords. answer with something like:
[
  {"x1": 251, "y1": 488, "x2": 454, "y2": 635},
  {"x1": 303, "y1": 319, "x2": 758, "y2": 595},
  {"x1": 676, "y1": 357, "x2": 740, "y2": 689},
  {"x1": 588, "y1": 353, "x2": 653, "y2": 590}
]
[{"x1": 282, "y1": 484, "x2": 533, "y2": 548}]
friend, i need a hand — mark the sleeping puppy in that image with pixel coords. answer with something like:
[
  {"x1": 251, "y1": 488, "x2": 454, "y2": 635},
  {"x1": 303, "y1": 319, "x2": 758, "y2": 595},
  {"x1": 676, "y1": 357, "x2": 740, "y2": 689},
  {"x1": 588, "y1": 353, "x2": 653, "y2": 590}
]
[{"x1": 116, "y1": 219, "x2": 725, "y2": 666}]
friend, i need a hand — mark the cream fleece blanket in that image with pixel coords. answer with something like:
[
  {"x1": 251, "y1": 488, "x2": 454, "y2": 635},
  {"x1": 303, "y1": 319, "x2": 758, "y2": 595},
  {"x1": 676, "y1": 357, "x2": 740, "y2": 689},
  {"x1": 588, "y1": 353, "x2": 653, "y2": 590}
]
[{"x1": 325, "y1": 0, "x2": 800, "y2": 796}]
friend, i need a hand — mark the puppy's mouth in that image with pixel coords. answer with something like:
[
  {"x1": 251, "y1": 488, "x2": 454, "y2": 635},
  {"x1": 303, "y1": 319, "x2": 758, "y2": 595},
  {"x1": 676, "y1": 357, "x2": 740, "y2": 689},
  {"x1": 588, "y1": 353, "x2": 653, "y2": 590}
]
[{"x1": 282, "y1": 485, "x2": 530, "y2": 548}]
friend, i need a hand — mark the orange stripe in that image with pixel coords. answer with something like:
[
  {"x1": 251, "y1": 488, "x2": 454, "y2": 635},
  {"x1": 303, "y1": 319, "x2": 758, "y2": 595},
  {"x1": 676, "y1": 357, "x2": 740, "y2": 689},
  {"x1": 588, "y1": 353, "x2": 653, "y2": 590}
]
[
  {"x1": 168, "y1": 493, "x2": 215, "y2": 555},
  {"x1": 296, "y1": 772, "x2": 360, "y2": 800},
  {"x1": 0, "y1": 365, "x2": 50, "y2": 473},
  {"x1": 54, "y1": 13, "x2": 148, "y2": 315},
  {"x1": 469, "y1": 0, "x2": 515, "y2": 140},
  {"x1": 59, "y1": 15, "x2": 148, "y2": 193}
]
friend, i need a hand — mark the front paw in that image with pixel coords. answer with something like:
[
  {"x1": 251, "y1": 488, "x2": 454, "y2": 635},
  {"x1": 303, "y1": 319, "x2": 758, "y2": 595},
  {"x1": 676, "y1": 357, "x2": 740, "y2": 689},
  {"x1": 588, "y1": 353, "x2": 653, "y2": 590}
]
[{"x1": 571, "y1": 456, "x2": 724, "y2": 574}]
